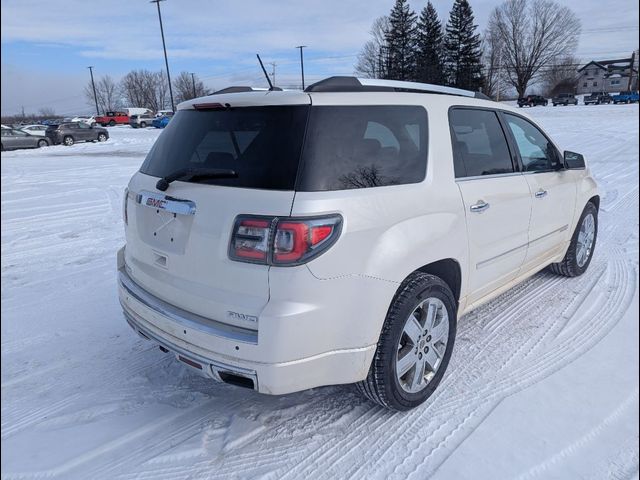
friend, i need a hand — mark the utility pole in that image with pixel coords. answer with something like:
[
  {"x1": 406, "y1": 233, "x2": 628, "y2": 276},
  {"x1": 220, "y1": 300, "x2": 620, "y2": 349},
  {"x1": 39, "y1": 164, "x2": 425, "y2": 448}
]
[
  {"x1": 87, "y1": 66, "x2": 100, "y2": 115},
  {"x1": 190, "y1": 72, "x2": 196, "y2": 98},
  {"x1": 268, "y1": 62, "x2": 277, "y2": 86},
  {"x1": 151, "y1": 0, "x2": 175, "y2": 112},
  {"x1": 627, "y1": 50, "x2": 637, "y2": 91},
  {"x1": 296, "y1": 46, "x2": 306, "y2": 90}
]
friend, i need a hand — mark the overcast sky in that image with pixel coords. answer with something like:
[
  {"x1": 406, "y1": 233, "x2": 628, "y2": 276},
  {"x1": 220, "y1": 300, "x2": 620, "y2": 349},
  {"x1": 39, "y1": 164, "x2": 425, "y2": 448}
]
[{"x1": 1, "y1": 0, "x2": 638, "y2": 115}]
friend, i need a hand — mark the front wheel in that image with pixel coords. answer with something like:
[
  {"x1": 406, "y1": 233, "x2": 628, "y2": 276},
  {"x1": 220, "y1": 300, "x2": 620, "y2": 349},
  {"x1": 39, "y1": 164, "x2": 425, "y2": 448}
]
[
  {"x1": 37, "y1": 139, "x2": 49, "y2": 148},
  {"x1": 549, "y1": 202, "x2": 598, "y2": 277},
  {"x1": 140, "y1": 121, "x2": 147, "y2": 128},
  {"x1": 357, "y1": 273, "x2": 457, "y2": 410},
  {"x1": 109, "y1": 120, "x2": 116, "y2": 127},
  {"x1": 63, "y1": 135, "x2": 74, "y2": 146},
  {"x1": 97, "y1": 133, "x2": 107, "y2": 142}
]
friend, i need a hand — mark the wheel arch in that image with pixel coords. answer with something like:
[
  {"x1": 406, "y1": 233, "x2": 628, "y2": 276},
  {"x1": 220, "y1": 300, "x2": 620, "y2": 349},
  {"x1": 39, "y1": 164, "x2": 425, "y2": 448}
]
[{"x1": 412, "y1": 258, "x2": 462, "y2": 305}]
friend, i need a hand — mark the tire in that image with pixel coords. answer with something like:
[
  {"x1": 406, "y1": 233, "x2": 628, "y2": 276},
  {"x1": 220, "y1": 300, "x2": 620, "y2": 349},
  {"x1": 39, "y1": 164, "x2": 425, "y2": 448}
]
[
  {"x1": 37, "y1": 139, "x2": 48, "y2": 148},
  {"x1": 356, "y1": 272, "x2": 457, "y2": 411},
  {"x1": 549, "y1": 202, "x2": 598, "y2": 277},
  {"x1": 109, "y1": 120, "x2": 116, "y2": 127},
  {"x1": 63, "y1": 135, "x2": 74, "y2": 146},
  {"x1": 553, "y1": 103, "x2": 557, "y2": 106},
  {"x1": 97, "y1": 133, "x2": 107, "y2": 142},
  {"x1": 140, "y1": 121, "x2": 147, "y2": 128}
]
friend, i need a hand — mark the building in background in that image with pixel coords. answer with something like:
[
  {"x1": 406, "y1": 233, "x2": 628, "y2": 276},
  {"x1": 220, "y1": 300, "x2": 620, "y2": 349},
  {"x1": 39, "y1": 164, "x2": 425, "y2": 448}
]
[{"x1": 577, "y1": 55, "x2": 638, "y2": 94}]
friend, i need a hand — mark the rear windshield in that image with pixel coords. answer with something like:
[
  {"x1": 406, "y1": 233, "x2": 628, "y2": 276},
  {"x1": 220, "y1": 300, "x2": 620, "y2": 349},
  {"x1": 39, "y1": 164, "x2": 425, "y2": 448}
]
[
  {"x1": 140, "y1": 107, "x2": 309, "y2": 190},
  {"x1": 140, "y1": 105, "x2": 428, "y2": 191}
]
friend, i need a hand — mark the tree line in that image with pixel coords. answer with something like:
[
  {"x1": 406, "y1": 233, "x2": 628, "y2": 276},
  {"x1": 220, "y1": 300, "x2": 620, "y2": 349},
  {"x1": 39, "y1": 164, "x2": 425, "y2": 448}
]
[
  {"x1": 356, "y1": 0, "x2": 581, "y2": 98},
  {"x1": 84, "y1": 70, "x2": 208, "y2": 114}
]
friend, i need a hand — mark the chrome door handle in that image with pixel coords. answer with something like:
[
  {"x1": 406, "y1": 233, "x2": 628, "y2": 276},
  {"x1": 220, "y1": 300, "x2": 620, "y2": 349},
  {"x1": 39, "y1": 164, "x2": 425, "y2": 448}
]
[
  {"x1": 470, "y1": 200, "x2": 490, "y2": 213},
  {"x1": 535, "y1": 189, "x2": 548, "y2": 198}
]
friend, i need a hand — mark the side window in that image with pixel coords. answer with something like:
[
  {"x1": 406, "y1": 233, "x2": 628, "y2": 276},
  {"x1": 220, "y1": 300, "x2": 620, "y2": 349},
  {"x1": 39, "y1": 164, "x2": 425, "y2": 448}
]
[
  {"x1": 298, "y1": 105, "x2": 428, "y2": 191},
  {"x1": 504, "y1": 114, "x2": 559, "y2": 172},
  {"x1": 449, "y1": 109, "x2": 514, "y2": 178}
]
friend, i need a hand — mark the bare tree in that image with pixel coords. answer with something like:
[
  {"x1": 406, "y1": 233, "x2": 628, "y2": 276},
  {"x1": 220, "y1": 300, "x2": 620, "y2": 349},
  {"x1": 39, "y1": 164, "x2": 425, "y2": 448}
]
[
  {"x1": 481, "y1": 21, "x2": 507, "y2": 99},
  {"x1": 488, "y1": 0, "x2": 581, "y2": 97},
  {"x1": 355, "y1": 16, "x2": 390, "y2": 78},
  {"x1": 120, "y1": 70, "x2": 169, "y2": 112},
  {"x1": 541, "y1": 55, "x2": 579, "y2": 96},
  {"x1": 84, "y1": 75, "x2": 121, "y2": 114},
  {"x1": 173, "y1": 72, "x2": 207, "y2": 104},
  {"x1": 38, "y1": 107, "x2": 56, "y2": 117}
]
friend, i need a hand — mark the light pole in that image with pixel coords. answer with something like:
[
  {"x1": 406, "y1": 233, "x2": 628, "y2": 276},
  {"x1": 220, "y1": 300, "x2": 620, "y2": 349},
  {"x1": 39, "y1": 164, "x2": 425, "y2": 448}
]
[
  {"x1": 191, "y1": 72, "x2": 196, "y2": 98},
  {"x1": 151, "y1": 0, "x2": 175, "y2": 112},
  {"x1": 88, "y1": 66, "x2": 99, "y2": 116},
  {"x1": 296, "y1": 45, "x2": 306, "y2": 90}
]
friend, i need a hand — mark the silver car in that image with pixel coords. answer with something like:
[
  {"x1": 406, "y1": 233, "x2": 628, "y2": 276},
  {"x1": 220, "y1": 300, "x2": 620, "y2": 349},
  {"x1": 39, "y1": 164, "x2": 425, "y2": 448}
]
[{"x1": 1, "y1": 128, "x2": 50, "y2": 151}]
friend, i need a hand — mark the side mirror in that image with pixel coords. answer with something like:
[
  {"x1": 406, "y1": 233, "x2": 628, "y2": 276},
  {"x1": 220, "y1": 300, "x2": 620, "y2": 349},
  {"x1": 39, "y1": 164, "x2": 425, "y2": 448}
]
[{"x1": 564, "y1": 151, "x2": 585, "y2": 169}]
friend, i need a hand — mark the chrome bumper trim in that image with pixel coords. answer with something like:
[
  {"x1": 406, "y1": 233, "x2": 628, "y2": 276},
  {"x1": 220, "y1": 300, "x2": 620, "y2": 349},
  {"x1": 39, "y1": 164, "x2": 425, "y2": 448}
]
[
  {"x1": 122, "y1": 307, "x2": 258, "y2": 390},
  {"x1": 118, "y1": 268, "x2": 258, "y2": 344}
]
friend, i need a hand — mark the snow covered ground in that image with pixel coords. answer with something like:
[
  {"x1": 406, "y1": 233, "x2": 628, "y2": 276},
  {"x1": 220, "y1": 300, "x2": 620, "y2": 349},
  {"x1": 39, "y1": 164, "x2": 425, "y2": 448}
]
[{"x1": 1, "y1": 105, "x2": 638, "y2": 480}]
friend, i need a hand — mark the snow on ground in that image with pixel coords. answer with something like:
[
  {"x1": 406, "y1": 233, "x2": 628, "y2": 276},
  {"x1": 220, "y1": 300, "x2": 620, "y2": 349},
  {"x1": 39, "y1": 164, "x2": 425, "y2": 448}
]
[{"x1": 1, "y1": 106, "x2": 638, "y2": 479}]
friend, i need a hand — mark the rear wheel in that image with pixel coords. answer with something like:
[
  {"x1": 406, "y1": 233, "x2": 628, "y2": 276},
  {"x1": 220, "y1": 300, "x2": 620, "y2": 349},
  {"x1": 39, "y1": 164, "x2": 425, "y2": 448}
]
[
  {"x1": 37, "y1": 139, "x2": 48, "y2": 148},
  {"x1": 357, "y1": 273, "x2": 457, "y2": 410},
  {"x1": 63, "y1": 135, "x2": 74, "y2": 146},
  {"x1": 140, "y1": 121, "x2": 147, "y2": 128},
  {"x1": 549, "y1": 202, "x2": 598, "y2": 277}
]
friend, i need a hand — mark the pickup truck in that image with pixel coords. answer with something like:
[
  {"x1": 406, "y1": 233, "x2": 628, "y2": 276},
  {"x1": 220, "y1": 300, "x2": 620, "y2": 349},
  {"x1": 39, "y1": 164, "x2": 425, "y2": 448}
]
[
  {"x1": 552, "y1": 93, "x2": 578, "y2": 106},
  {"x1": 517, "y1": 95, "x2": 548, "y2": 107},
  {"x1": 95, "y1": 111, "x2": 129, "y2": 127},
  {"x1": 612, "y1": 91, "x2": 639, "y2": 104},
  {"x1": 583, "y1": 92, "x2": 612, "y2": 105}
]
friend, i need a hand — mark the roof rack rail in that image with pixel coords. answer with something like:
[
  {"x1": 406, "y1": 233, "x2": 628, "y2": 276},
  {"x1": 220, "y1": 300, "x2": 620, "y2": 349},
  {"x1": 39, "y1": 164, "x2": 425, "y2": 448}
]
[
  {"x1": 212, "y1": 86, "x2": 282, "y2": 95},
  {"x1": 304, "y1": 76, "x2": 490, "y2": 100}
]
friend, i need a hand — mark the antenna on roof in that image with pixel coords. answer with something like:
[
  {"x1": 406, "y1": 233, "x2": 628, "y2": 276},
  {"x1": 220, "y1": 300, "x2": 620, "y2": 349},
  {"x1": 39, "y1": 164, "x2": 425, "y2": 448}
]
[{"x1": 256, "y1": 54, "x2": 274, "y2": 90}]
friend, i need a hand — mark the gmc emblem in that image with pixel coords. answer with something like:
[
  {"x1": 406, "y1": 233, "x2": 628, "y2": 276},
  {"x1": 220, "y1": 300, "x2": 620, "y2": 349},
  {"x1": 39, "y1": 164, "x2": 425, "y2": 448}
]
[{"x1": 146, "y1": 197, "x2": 167, "y2": 209}]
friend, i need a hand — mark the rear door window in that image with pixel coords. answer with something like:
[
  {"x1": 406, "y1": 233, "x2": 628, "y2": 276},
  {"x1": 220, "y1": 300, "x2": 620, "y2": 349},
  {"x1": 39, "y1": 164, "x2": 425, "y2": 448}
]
[
  {"x1": 449, "y1": 109, "x2": 514, "y2": 178},
  {"x1": 297, "y1": 105, "x2": 428, "y2": 191}
]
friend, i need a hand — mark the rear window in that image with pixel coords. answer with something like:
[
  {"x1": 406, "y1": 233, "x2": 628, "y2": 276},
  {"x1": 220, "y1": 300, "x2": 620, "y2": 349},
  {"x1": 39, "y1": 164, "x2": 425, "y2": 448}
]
[
  {"x1": 140, "y1": 106, "x2": 309, "y2": 190},
  {"x1": 297, "y1": 105, "x2": 428, "y2": 191}
]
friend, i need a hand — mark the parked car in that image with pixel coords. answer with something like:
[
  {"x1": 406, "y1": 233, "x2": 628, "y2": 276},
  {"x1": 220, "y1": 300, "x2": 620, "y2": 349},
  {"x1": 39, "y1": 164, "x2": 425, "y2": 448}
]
[
  {"x1": 155, "y1": 109, "x2": 174, "y2": 118},
  {"x1": 125, "y1": 108, "x2": 155, "y2": 117},
  {"x1": 583, "y1": 92, "x2": 612, "y2": 105},
  {"x1": 45, "y1": 122, "x2": 109, "y2": 146},
  {"x1": 71, "y1": 115, "x2": 97, "y2": 125},
  {"x1": 612, "y1": 91, "x2": 640, "y2": 104},
  {"x1": 152, "y1": 115, "x2": 171, "y2": 128},
  {"x1": 118, "y1": 76, "x2": 600, "y2": 410},
  {"x1": 1, "y1": 128, "x2": 50, "y2": 150},
  {"x1": 20, "y1": 124, "x2": 48, "y2": 136},
  {"x1": 129, "y1": 114, "x2": 155, "y2": 128},
  {"x1": 95, "y1": 111, "x2": 129, "y2": 127},
  {"x1": 552, "y1": 93, "x2": 578, "y2": 106},
  {"x1": 517, "y1": 95, "x2": 548, "y2": 107}
]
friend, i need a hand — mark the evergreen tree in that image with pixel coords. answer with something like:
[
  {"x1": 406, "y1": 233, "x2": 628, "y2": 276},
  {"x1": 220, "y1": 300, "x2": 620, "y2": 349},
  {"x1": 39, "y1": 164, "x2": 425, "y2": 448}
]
[
  {"x1": 415, "y1": 1, "x2": 445, "y2": 84},
  {"x1": 384, "y1": 0, "x2": 418, "y2": 81},
  {"x1": 444, "y1": 0, "x2": 484, "y2": 91}
]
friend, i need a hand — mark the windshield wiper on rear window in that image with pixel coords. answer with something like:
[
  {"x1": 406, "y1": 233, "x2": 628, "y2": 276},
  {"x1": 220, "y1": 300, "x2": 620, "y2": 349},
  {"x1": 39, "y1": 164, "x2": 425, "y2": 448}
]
[{"x1": 156, "y1": 167, "x2": 238, "y2": 191}]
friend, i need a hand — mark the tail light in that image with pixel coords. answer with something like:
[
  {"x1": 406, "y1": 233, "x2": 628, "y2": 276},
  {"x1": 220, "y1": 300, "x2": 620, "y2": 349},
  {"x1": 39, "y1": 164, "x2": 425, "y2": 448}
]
[
  {"x1": 123, "y1": 187, "x2": 129, "y2": 225},
  {"x1": 229, "y1": 214, "x2": 342, "y2": 266}
]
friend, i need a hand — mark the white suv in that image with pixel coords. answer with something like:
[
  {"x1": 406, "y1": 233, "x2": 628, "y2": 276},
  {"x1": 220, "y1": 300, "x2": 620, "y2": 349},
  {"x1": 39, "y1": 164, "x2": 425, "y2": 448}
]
[{"x1": 117, "y1": 77, "x2": 599, "y2": 410}]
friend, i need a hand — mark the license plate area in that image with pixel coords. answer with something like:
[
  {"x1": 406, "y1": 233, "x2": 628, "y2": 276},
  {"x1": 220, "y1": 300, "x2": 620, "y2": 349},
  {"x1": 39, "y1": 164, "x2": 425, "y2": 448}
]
[{"x1": 135, "y1": 190, "x2": 195, "y2": 254}]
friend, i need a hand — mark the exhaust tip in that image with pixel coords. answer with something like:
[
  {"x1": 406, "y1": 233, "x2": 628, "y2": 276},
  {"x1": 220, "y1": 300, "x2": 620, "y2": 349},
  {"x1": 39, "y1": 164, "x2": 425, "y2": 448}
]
[{"x1": 219, "y1": 371, "x2": 255, "y2": 389}]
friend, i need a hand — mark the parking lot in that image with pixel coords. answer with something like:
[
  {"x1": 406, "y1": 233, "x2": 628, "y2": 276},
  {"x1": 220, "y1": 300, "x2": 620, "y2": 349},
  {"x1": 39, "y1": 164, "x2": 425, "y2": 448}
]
[{"x1": 1, "y1": 104, "x2": 638, "y2": 479}]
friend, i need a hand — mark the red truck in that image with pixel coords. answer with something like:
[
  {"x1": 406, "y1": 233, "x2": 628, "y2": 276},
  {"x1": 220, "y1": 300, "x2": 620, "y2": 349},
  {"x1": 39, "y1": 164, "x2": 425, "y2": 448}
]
[{"x1": 95, "y1": 111, "x2": 129, "y2": 127}]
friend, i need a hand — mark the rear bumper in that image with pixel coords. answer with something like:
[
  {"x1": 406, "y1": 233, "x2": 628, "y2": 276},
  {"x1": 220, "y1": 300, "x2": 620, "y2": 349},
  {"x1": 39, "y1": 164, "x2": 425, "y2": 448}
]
[{"x1": 117, "y1": 247, "x2": 388, "y2": 394}]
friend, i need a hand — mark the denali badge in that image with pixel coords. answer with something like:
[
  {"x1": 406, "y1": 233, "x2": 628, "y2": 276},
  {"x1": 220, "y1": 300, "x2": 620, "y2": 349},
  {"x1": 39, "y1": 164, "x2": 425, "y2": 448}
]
[{"x1": 227, "y1": 311, "x2": 258, "y2": 323}]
